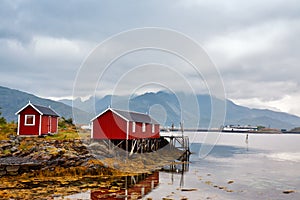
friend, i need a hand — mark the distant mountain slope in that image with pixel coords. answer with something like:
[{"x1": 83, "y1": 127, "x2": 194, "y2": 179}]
[
  {"x1": 65, "y1": 91, "x2": 300, "y2": 130},
  {"x1": 225, "y1": 100, "x2": 300, "y2": 128},
  {"x1": 2, "y1": 86, "x2": 300, "y2": 130},
  {"x1": 0, "y1": 86, "x2": 91, "y2": 123}
]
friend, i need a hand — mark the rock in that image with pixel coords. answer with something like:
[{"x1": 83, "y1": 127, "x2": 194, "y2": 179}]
[
  {"x1": 205, "y1": 181, "x2": 212, "y2": 185},
  {"x1": 218, "y1": 186, "x2": 226, "y2": 190},
  {"x1": 6, "y1": 165, "x2": 20, "y2": 172},
  {"x1": 227, "y1": 180, "x2": 234, "y2": 184},
  {"x1": 8, "y1": 135, "x2": 16, "y2": 140},
  {"x1": 41, "y1": 155, "x2": 51, "y2": 161},
  {"x1": 14, "y1": 138, "x2": 20, "y2": 145},
  {"x1": 29, "y1": 146, "x2": 37, "y2": 153},
  {"x1": 75, "y1": 160, "x2": 84, "y2": 166},
  {"x1": 283, "y1": 190, "x2": 295, "y2": 194},
  {"x1": 57, "y1": 148, "x2": 65, "y2": 155},
  {"x1": 0, "y1": 170, "x2": 7, "y2": 176},
  {"x1": 8, "y1": 171, "x2": 19, "y2": 176},
  {"x1": 10, "y1": 147, "x2": 18, "y2": 153},
  {"x1": 113, "y1": 162, "x2": 119, "y2": 169},
  {"x1": 0, "y1": 143, "x2": 12, "y2": 150},
  {"x1": 181, "y1": 188, "x2": 197, "y2": 192},
  {"x1": 17, "y1": 137, "x2": 24, "y2": 142},
  {"x1": 9, "y1": 140, "x2": 16, "y2": 145},
  {"x1": 12, "y1": 150, "x2": 22, "y2": 156}
]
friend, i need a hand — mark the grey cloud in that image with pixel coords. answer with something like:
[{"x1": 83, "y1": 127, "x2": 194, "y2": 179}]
[{"x1": 1, "y1": 0, "x2": 300, "y2": 115}]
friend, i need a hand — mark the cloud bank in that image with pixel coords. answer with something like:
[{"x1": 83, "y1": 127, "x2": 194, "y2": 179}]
[{"x1": 0, "y1": 0, "x2": 300, "y2": 116}]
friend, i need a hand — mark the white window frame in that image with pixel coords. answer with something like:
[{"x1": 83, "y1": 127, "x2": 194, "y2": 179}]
[
  {"x1": 132, "y1": 122, "x2": 136, "y2": 133},
  {"x1": 152, "y1": 124, "x2": 155, "y2": 133},
  {"x1": 142, "y1": 123, "x2": 146, "y2": 132},
  {"x1": 25, "y1": 115, "x2": 35, "y2": 126}
]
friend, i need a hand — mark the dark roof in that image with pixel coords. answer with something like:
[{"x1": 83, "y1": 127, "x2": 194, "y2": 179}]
[
  {"x1": 113, "y1": 109, "x2": 159, "y2": 124},
  {"x1": 32, "y1": 104, "x2": 60, "y2": 117}
]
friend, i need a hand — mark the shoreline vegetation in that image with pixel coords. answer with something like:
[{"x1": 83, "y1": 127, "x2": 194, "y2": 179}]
[{"x1": 0, "y1": 119, "x2": 185, "y2": 199}]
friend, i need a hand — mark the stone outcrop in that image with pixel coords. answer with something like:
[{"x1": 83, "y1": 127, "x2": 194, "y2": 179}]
[{"x1": 0, "y1": 136, "x2": 93, "y2": 177}]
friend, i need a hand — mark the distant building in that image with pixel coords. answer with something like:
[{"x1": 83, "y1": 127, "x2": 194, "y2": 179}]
[
  {"x1": 222, "y1": 125, "x2": 258, "y2": 132},
  {"x1": 91, "y1": 108, "x2": 160, "y2": 140},
  {"x1": 16, "y1": 102, "x2": 59, "y2": 136}
]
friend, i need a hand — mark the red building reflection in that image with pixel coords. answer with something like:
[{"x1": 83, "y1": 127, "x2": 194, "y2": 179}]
[{"x1": 91, "y1": 171, "x2": 159, "y2": 199}]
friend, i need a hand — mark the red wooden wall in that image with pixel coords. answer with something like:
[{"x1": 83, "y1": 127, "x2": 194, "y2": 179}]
[
  {"x1": 50, "y1": 116, "x2": 58, "y2": 133},
  {"x1": 18, "y1": 106, "x2": 40, "y2": 135},
  {"x1": 41, "y1": 116, "x2": 58, "y2": 134},
  {"x1": 92, "y1": 110, "x2": 127, "y2": 139},
  {"x1": 92, "y1": 110, "x2": 160, "y2": 140},
  {"x1": 128, "y1": 122, "x2": 160, "y2": 139}
]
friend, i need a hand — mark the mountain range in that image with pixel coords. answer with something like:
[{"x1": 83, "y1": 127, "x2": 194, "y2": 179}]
[
  {"x1": 64, "y1": 91, "x2": 300, "y2": 130},
  {"x1": 1, "y1": 85, "x2": 300, "y2": 130},
  {"x1": 0, "y1": 86, "x2": 91, "y2": 124}
]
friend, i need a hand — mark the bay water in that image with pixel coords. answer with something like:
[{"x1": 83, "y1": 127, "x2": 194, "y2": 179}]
[
  {"x1": 145, "y1": 132, "x2": 300, "y2": 200},
  {"x1": 64, "y1": 132, "x2": 300, "y2": 199}
]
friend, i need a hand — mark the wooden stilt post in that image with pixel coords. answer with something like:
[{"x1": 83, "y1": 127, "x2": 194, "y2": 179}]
[{"x1": 126, "y1": 121, "x2": 129, "y2": 162}]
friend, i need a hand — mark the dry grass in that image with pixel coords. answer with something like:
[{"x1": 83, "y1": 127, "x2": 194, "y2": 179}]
[
  {"x1": 45, "y1": 131, "x2": 80, "y2": 140},
  {"x1": 0, "y1": 123, "x2": 17, "y2": 140}
]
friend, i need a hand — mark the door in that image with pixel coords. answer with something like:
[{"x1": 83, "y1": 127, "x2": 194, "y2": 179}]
[{"x1": 48, "y1": 116, "x2": 52, "y2": 133}]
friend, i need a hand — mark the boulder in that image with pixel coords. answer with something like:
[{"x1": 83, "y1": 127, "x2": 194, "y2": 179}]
[
  {"x1": 0, "y1": 143, "x2": 12, "y2": 150},
  {"x1": 6, "y1": 165, "x2": 20, "y2": 172},
  {"x1": 0, "y1": 170, "x2": 6, "y2": 176},
  {"x1": 10, "y1": 146, "x2": 18, "y2": 153}
]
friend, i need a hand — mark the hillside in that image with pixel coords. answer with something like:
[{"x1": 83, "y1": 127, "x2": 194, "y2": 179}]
[
  {"x1": 0, "y1": 86, "x2": 91, "y2": 124},
  {"x1": 67, "y1": 91, "x2": 300, "y2": 130},
  {"x1": 1, "y1": 86, "x2": 300, "y2": 130}
]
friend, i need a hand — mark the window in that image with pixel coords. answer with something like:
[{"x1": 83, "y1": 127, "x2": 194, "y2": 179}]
[
  {"x1": 152, "y1": 124, "x2": 155, "y2": 133},
  {"x1": 25, "y1": 115, "x2": 35, "y2": 126},
  {"x1": 132, "y1": 122, "x2": 136, "y2": 133},
  {"x1": 142, "y1": 123, "x2": 146, "y2": 132}
]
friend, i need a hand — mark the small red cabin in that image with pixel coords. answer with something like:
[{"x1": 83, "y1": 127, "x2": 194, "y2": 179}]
[
  {"x1": 16, "y1": 102, "x2": 59, "y2": 136},
  {"x1": 91, "y1": 108, "x2": 160, "y2": 140}
]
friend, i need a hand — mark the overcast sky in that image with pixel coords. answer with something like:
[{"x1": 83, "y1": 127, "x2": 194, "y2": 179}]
[{"x1": 1, "y1": 0, "x2": 300, "y2": 116}]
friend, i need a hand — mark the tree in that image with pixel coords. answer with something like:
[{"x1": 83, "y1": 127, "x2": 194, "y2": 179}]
[
  {"x1": 65, "y1": 118, "x2": 73, "y2": 125},
  {"x1": 0, "y1": 107, "x2": 7, "y2": 125},
  {"x1": 58, "y1": 117, "x2": 74, "y2": 129}
]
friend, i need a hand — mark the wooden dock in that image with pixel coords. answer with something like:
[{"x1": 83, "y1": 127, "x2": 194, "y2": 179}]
[{"x1": 160, "y1": 132, "x2": 191, "y2": 161}]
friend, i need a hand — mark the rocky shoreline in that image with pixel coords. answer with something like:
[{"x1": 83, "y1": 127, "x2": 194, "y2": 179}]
[
  {"x1": 0, "y1": 134, "x2": 187, "y2": 199},
  {"x1": 0, "y1": 135, "x2": 95, "y2": 177},
  {"x1": 0, "y1": 135, "x2": 119, "y2": 199},
  {"x1": 0, "y1": 135, "x2": 186, "y2": 176}
]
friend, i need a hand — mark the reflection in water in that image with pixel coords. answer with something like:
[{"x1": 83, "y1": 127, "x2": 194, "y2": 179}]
[
  {"x1": 91, "y1": 171, "x2": 159, "y2": 199},
  {"x1": 145, "y1": 134, "x2": 300, "y2": 200},
  {"x1": 161, "y1": 154, "x2": 190, "y2": 188},
  {"x1": 91, "y1": 153, "x2": 191, "y2": 199}
]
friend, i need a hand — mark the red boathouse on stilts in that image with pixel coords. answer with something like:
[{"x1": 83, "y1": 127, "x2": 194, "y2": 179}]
[{"x1": 91, "y1": 108, "x2": 164, "y2": 152}]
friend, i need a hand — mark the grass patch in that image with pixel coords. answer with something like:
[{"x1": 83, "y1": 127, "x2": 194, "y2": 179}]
[
  {"x1": 0, "y1": 117, "x2": 90, "y2": 141},
  {"x1": 46, "y1": 131, "x2": 80, "y2": 140},
  {"x1": 19, "y1": 140, "x2": 35, "y2": 151},
  {"x1": 0, "y1": 123, "x2": 17, "y2": 140},
  {"x1": 3, "y1": 149, "x2": 11, "y2": 155}
]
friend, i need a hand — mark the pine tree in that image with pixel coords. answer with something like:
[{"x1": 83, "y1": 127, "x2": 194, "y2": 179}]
[{"x1": 0, "y1": 107, "x2": 7, "y2": 125}]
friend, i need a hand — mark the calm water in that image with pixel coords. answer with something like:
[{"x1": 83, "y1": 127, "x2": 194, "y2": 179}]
[
  {"x1": 65, "y1": 132, "x2": 300, "y2": 199},
  {"x1": 145, "y1": 132, "x2": 300, "y2": 200}
]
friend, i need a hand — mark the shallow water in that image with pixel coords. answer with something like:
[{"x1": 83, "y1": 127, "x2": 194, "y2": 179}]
[
  {"x1": 65, "y1": 132, "x2": 300, "y2": 199},
  {"x1": 145, "y1": 132, "x2": 300, "y2": 200}
]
